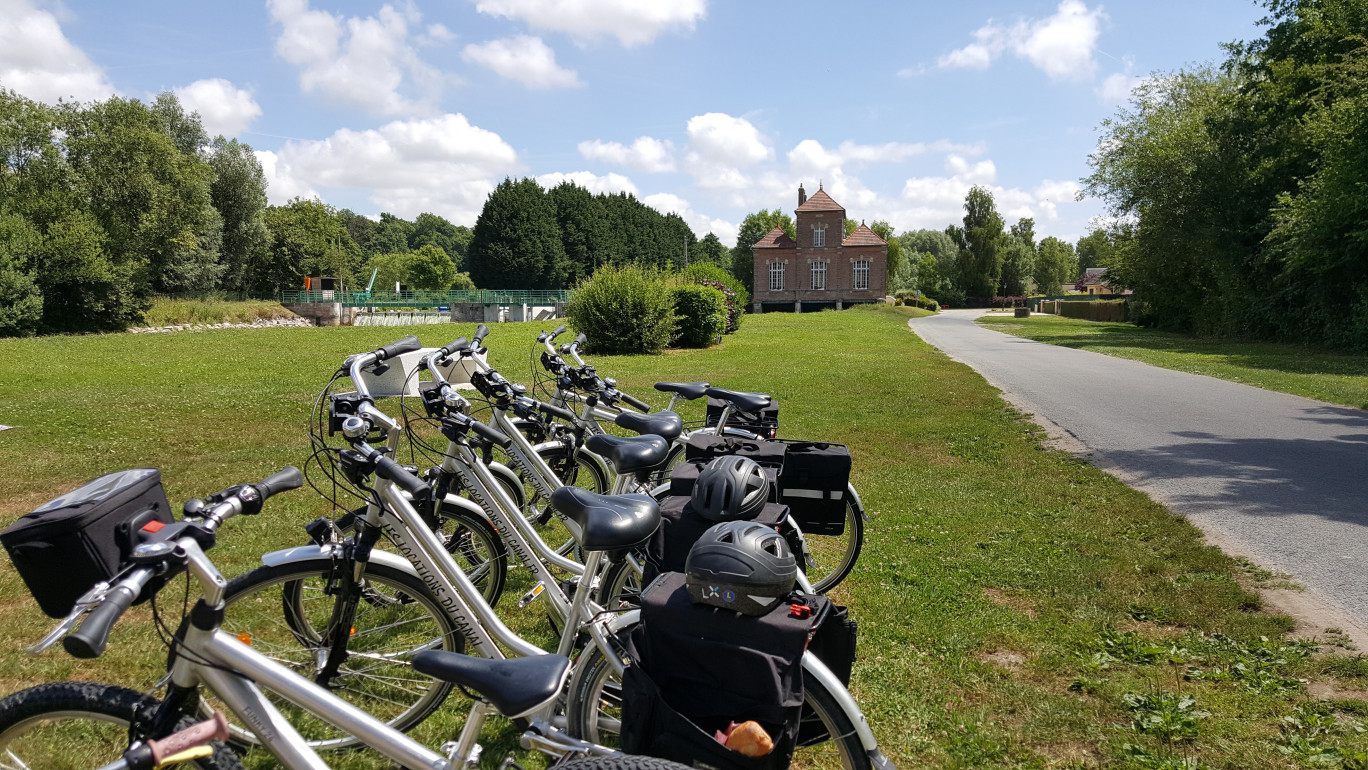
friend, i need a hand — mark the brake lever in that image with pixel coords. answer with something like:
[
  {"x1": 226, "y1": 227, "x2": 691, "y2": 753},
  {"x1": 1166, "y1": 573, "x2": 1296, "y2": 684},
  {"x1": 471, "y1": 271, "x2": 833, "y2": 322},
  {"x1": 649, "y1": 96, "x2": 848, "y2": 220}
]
[{"x1": 28, "y1": 582, "x2": 110, "y2": 653}]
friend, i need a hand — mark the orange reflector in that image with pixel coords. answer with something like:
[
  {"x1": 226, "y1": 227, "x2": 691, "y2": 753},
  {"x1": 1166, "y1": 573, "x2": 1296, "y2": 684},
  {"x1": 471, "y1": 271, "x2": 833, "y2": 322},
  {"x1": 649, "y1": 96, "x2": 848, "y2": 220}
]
[
  {"x1": 350, "y1": 627, "x2": 357, "y2": 636},
  {"x1": 236, "y1": 633, "x2": 252, "y2": 645}
]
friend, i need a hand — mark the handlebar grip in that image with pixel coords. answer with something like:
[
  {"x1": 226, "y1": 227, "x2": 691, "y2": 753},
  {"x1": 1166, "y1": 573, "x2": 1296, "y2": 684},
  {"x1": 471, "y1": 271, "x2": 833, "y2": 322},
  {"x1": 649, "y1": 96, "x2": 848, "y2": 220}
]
[
  {"x1": 470, "y1": 420, "x2": 513, "y2": 449},
  {"x1": 149, "y1": 713, "x2": 229, "y2": 765},
  {"x1": 473, "y1": 324, "x2": 489, "y2": 346},
  {"x1": 374, "y1": 456, "x2": 431, "y2": 499},
  {"x1": 376, "y1": 335, "x2": 421, "y2": 361},
  {"x1": 550, "y1": 324, "x2": 567, "y2": 339},
  {"x1": 537, "y1": 401, "x2": 578, "y2": 423},
  {"x1": 64, "y1": 586, "x2": 137, "y2": 658},
  {"x1": 574, "y1": 333, "x2": 587, "y2": 347},
  {"x1": 252, "y1": 466, "x2": 303, "y2": 501},
  {"x1": 440, "y1": 337, "x2": 469, "y2": 358},
  {"x1": 620, "y1": 393, "x2": 650, "y2": 412}
]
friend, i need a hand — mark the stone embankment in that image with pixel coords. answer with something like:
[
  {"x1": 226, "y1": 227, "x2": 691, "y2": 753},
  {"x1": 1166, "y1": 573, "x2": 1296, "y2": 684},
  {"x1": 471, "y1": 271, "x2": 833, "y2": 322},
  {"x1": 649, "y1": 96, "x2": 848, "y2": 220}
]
[{"x1": 128, "y1": 317, "x2": 314, "y2": 334}]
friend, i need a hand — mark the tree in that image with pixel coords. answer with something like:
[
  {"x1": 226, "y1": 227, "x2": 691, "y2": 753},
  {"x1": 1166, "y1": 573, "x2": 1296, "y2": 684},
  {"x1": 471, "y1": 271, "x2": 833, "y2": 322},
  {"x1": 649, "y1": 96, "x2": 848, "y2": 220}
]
[
  {"x1": 406, "y1": 244, "x2": 462, "y2": 289},
  {"x1": 868, "y1": 220, "x2": 901, "y2": 279},
  {"x1": 409, "y1": 212, "x2": 470, "y2": 267},
  {"x1": 999, "y1": 236, "x2": 1035, "y2": 296},
  {"x1": 368, "y1": 213, "x2": 413, "y2": 254},
  {"x1": 257, "y1": 198, "x2": 361, "y2": 293},
  {"x1": 1075, "y1": 229, "x2": 1114, "y2": 275},
  {"x1": 467, "y1": 177, "x2": 567, "y2": 289},
  {"x1": 957, "y1": 186, "x2": 1006, "y2": 298},
  {"x1": 1010, "y1": 217, "x2": 1037, "y2": 251},
  {"x1": 730, "y1": 209, "x2": 796, "y2": 294},
  {"x1": 691, "y1": 233, "x2": 728, "y2": 266},
  {"x1": 1034, "y1": 236, "x2": 1076, "y2": 295},
  {"x1": 208, "y1": 137, "x2": 270, "y2": 292},
  {"x1": 549, "y1": 181, "x2": 611, "y2": 284}
]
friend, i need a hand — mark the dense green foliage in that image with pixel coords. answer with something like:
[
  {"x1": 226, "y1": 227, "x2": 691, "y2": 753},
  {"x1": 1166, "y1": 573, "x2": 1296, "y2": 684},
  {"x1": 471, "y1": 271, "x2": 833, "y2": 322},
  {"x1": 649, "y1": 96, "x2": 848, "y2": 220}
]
[
  {"x1": 1086, "y1": 0, "x2": 1368, "y2": 350},
  {"x1": 566, "y1": 264, "x2": 677, "y2": 354},
  {"x1": 681, "y1": 262, "x2": 748, "y2": 332},
  {"x1": 1033, "y1": 237, "x2": 1077, "y2": 295},
  {"x1": 668, "y1": 283, "x2": 727, "y2": 348}
]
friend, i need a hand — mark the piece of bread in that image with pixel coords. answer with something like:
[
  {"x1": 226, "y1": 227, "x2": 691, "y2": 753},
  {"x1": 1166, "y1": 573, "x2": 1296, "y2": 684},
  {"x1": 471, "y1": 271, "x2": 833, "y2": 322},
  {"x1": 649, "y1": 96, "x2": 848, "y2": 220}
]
[{"x1": 724, "y1": 721, "x2": 774, "y2": 757}]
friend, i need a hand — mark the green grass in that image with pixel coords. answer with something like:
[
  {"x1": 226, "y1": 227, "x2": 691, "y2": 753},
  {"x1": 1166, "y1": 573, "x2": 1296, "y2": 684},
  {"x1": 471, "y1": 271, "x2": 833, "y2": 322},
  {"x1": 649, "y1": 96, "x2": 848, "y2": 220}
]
[
  {"x1": 0, "y1": 305, "x2": 1363, "y2": 768},
  {"x1": 140, "y1": 296, "x2": 301, "y2": 327},
  {"x1": 979, "y1": 313, "x2": 1368, "y2": 410}
]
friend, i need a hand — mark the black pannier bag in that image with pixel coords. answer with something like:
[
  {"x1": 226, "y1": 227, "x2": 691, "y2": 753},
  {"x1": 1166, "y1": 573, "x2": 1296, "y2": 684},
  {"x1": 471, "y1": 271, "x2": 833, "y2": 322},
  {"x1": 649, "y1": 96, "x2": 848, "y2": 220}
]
[
  {"x1": 683, "y1": 435, "x2": 786, "y2": 467},
  {"x1": 1, "y1": 469, "x2": 174, "y2": 618},
  {"x1": 669, "y1": 460, "x2": 778, "y2": 499},
  {"x1": 705, "y1": 397, "x2": 779, "y2": 439},
  {"x1": 621, "y1": 572, "x2": 808, "y2": 770},
  {"x1": 642, "y1": 496, "x2": 794, "y2": 585},
  {"x1": 776, "y1": 442, "x2": 851, "y2": 536}
]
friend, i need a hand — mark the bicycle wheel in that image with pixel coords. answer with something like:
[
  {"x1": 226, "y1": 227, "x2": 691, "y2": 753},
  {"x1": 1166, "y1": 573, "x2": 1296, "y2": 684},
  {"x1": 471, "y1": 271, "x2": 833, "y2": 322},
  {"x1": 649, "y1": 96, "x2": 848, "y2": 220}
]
[
  {"x1": 801, "y1": 491, "x2": 865, "y2": 594},
  {"x1": 567, "y1": 648, "x2": 870, "y2": 770},
  {"x1": 218, "y1": 559, "x2": 463, "y2": 749},
  {"x1": 342, "y1": 505, "x2": 508, "y2": 606},
  {"x1": 529, "y1": 444, "x2": 610, "y2": 559},
  {"x1": 553, "y1": 755, "x2": 695, "y2": 770},
  {"x1": 595, "y1": 556, "x2": 643, "y2": 610},
  {"x1": 0, "y1": 682, "x2": 243, "y2": 770}
]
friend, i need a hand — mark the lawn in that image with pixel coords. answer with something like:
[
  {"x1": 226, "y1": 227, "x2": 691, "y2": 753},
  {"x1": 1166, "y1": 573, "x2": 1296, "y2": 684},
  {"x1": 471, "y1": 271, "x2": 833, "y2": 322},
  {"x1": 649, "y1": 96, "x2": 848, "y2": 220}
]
[
  {"x1": 1, "y1": 306, "x2": 1365, "y2": 769},
  {"x1": 139, "y1": 295, "x2": 301, "y2": 327},
  {"x1": 979, "y1": 313, "x2": 1368, "y2": 411}
]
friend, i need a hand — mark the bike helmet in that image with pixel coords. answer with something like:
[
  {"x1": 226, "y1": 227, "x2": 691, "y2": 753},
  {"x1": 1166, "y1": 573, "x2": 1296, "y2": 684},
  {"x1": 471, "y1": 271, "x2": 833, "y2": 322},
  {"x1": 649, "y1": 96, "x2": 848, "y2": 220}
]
[
  {"x1": 685, "y1": 521, "x2": 797, "y2": 615},
  {"x1": 690, "y1": 456, "x2": 770, "y2": 522}
]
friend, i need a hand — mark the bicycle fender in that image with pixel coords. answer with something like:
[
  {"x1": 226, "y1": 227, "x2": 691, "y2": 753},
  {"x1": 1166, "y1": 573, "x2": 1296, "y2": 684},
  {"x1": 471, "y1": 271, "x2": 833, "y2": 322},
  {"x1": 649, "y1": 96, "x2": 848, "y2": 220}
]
[
  {"x1": 487, "y1": 461, "x2": 525, "y2": 509},
  {"x1": 802, "y1": 651, "x2": 879, "y2": 752},
  {"x1": 531, "y1": 440, "x2": 612, "y2": 487},
  {"x1": 847, "y1": 482, "x2": 870, "y2": 522},
  {"x1": 259, "y1": 544, "x2": 419, "y2": 579}
]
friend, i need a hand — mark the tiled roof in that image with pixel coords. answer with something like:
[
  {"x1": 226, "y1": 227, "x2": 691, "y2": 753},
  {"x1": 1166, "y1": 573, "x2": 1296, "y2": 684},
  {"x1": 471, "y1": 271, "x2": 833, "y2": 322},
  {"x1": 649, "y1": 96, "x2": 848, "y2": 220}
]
[
  {"x1": 1077, "y1": 267, "x2": 1109, "y2": 286},
  {"x1": 842, "y1": 223, "x2": 886, "y2": 246},
  {"x1": 752, "y1": 226, "x2": 797, "y2": 248},
  {"x1": 795, "y1": 189, "x2": 844, "y2": 212}
]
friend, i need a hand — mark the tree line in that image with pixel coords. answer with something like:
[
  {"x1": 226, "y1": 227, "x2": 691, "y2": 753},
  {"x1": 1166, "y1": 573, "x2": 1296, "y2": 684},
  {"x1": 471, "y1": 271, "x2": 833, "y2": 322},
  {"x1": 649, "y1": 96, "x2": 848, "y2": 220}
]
[
  {"x1": 0, "y1": 89, "x2": 473, "y2": 336},
  {"x1": 1086, "y1": 0, "x2": 1368, "y2": 350}
]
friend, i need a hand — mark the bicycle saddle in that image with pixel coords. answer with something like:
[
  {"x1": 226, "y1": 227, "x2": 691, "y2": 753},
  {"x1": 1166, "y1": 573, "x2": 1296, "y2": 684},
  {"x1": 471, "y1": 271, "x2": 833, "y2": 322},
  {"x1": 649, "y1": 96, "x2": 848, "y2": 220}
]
[
  {"x1": 411, "y1": 651, "x2": 570, "y2": 718},
  {"x1": 654, "y1": 381, "x2": 710, "y2": 400},
  {"x1": 704, "y1": 387, "x2": 772, "y2": 413},
  {"x1": 549, "y1": 486, "x2": 660, "y2": 551},
  {"x1": 614, "y1": 410, "x2": 683, "y2": 442},
  {"x1": 585, "y1": 433, "x2": 671, "y2": 474}
]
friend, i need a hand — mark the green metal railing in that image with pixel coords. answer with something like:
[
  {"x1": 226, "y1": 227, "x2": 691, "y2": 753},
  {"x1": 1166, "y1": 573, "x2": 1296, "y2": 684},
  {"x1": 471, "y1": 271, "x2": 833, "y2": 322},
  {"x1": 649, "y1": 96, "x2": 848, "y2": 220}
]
[{"x1": 281, "y1": 290, "x2": 572, "y2": 308}]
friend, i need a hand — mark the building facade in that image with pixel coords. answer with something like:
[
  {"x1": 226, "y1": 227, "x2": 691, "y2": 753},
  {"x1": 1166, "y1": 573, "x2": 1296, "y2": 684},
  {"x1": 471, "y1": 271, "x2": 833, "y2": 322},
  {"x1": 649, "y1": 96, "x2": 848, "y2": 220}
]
[{"x1": 751, "y1": 185, "x2": 888, "y2": 313}]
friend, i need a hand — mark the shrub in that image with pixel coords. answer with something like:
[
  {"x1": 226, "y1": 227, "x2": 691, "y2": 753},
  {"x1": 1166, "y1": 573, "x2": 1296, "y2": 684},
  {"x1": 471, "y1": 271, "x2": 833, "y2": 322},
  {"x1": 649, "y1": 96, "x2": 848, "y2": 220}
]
[
  {"x1": 567, "y1": 264, "x2": 676, "y2": 355},
  {"x1": 669, "y1": 283, "x2": 727, "y2": 348},
  {"x1": 682, "y1": 262, "x2": 748, "y2": 332}
]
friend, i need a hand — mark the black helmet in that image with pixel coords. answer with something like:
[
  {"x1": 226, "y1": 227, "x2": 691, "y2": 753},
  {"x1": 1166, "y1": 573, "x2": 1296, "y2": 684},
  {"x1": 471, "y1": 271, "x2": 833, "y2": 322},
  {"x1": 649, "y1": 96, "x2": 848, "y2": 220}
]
[
  {"x1": 685, "y1": 521, "x2": 797, "y2": 615},
  {"x1": 691, "y1": 456, "x2": 770, "y2": 522}
]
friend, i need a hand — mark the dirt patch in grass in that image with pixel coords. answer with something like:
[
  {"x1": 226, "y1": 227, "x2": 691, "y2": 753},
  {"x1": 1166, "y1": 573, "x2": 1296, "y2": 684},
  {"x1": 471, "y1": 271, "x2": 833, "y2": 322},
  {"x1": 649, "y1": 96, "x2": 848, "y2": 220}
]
[
  {"x1": 1307, "y1": 680, "x2": 1368, "y2": 702},
  {"x1": 1031, "y1": 740, "x2": 1096, "y2": 766},
  {"x1": 982, "y1": 587, "x2": 1038, "y2": 620},
  {"x1": 978, "y1": 649, "x2": 1027, "y2": 672}
]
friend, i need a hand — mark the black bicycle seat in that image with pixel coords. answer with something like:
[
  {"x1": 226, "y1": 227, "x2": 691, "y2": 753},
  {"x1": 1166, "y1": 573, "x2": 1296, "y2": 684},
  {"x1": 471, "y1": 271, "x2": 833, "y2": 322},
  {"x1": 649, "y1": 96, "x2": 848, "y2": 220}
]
[
  {"x1": 704, "y1": 387, "x2": 772, "y2": 413},
  {"x1": 585, "y1": 433, "x2": 671, "y2": 474},
  {"x1": 549, "y1": 486, "x2": 660, "y2": 551},
  {"x1": 654, "y1": 381, "x2": 710, "y2": 400},
  {"x1": 614, "y1": 410, "x2": 683, "y2": 442},
  {"x1": 411, "y1": 652, "x2": 569, "y2": 717}
]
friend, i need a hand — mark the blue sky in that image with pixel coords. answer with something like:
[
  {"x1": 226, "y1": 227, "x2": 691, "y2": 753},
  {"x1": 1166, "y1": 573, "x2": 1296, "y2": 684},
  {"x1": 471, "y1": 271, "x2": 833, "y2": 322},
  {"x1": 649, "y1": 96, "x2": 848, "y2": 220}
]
[{"x1": 1, "y1": 0, "x2": 1266, "y2": 247}]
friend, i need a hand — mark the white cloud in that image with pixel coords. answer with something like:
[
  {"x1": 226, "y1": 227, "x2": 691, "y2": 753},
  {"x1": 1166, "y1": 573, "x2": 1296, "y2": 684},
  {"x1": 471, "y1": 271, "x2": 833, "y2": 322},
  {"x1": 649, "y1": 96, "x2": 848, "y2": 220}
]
[
  {"x1": 462, "y1": 35, "x2": 581, "y2": 88},
  {"x1": 267, "y1": 0, "x2": 442, "y2": 116},
  {"x1": 535, "y1": 170, "x2": 637, "y2": 195},
  {"x1": 472, "y1": 0, "x2": 706, "y2": 47},
  {"x1": 0, "y1": 0, "x2": 114, "y2": 103},
  {"x1": 940, "y1": 0, "x2": 1105, "y2": 81},
  {"x1": 686, "y1": 113, "x2": 771, "y2": 166},
  {"x1": 173, "y1": 79, "x2": 261, "y2": 137},
  {"x1": 1097, "y1": 71, "x2": 1148, "y2": 102},
  {"x1": 578, "y1": 136, "x2": 676, "y2": 172},
  {"x1": 421, "y1": 23, "x2": 457, "y2": 45},
  {"x1": 260, "y1": 113, "x2": 520, "y2": 224},
  {"x1": 880, "y1": 154, "x2": 1083, "y2": 230},
  {"x1": 638, "y1": 192, "x2": 737, "y2": 249}
]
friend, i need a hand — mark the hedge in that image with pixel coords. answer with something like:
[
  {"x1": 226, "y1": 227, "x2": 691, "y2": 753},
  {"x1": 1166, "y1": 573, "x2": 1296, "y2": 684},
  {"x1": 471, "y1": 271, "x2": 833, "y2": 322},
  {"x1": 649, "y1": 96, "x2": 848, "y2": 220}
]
[
  {"x1": 669, "y1": 284, "x2": 727, "y2": 348},
  {"x1": 566, "y1": 264, "x2": 676, "y2": 355}
]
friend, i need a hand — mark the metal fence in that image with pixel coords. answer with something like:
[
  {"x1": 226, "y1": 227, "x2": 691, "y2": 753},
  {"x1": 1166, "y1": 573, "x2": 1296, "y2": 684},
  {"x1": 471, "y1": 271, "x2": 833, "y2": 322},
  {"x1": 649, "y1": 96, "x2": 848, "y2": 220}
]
[{"x1": 281, "y1": 289, "x2": 572, "y2": 307}]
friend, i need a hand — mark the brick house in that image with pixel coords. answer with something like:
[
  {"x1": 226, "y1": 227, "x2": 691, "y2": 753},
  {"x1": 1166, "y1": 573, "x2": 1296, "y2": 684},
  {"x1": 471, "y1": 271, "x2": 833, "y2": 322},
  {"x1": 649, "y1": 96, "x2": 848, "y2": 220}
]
[{"x1": 751, "y1": 185, "x2": 888, "y2": 313}]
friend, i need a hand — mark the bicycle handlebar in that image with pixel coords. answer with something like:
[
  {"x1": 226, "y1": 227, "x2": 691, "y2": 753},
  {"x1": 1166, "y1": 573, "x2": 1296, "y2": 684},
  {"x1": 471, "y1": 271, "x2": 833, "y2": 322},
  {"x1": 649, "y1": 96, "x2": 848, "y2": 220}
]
[
  {"x1": 63, "y1": 569, "x2": 150, "y2": 658},
  {"x1": 620, "y1": 392, "x2": 651, "y2": 413},
  {"x1": 377, "y1": 335, "x2": 421, "y2": 362}
]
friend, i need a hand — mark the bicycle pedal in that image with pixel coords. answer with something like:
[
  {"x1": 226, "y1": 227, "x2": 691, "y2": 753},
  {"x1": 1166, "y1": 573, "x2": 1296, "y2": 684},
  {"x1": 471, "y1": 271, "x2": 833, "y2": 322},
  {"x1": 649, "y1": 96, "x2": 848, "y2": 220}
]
[{"x1": 516, "y1": 582, "x2": 546, "y2": 609}]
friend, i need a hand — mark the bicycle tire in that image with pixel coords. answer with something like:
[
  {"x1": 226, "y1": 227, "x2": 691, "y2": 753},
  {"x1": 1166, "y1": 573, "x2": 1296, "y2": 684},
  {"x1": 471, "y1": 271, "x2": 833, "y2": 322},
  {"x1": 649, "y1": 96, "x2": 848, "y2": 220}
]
[
  {"x1": 529, "y1": 443, "x2": 610, "y2": 560},
  {"x1": 553, "y1": 754, "x2": 696, "y2": 770},
  {"x1": 217, "y1": 558, "x2": 464, "y2": 749},
  {"x1": 341, "y1": 504, "x2": 508, "y2": 606},
  {"x1": 803, "y1": 493, "x2": 865, "y2": 594},
  {"x1": 0, "y1": 681, "x2": 244, "y2": 770},
  {"x1": 595, "y1": 556, "x2": 643, "y2": 610},
  {"x1": 566, "y1": 646, "x2": 871, "y2": 770}
]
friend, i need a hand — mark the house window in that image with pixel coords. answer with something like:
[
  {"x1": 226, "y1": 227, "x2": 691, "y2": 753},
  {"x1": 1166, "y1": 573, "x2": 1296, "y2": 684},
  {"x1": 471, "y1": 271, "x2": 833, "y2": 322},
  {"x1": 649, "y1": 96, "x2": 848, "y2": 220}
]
[
  {"x1": 769, "y1": 262, "x2": 785, "y2": 292},
  {"x1": 811, "y1": 261, "x2": 827, "y2": 291},
  {"x1": 812, "y1": 225, "x2": 826, "y2": 248},
  {"x1": 853, "y1": 260, "x2": 870, "y2": 291}
]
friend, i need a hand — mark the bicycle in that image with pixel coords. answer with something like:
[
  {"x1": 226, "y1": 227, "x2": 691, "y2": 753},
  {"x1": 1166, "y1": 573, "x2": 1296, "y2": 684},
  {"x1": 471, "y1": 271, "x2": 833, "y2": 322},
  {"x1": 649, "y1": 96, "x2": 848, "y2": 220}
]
[{"x1": 0, "y1": 469, "x2": 709, "y2": 770}]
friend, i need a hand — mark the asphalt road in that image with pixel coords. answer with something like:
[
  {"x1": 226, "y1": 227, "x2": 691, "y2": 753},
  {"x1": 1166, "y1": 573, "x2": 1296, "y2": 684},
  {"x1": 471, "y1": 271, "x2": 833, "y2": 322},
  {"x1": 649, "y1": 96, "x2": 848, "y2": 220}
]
[{"x1": 910, "y1": 309, "x2": 1368, "y2": 630}]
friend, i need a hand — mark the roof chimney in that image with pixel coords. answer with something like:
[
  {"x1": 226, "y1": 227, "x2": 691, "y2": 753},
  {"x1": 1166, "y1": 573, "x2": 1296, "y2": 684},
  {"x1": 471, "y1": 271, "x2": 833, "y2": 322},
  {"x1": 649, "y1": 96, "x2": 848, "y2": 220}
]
[{"x1": 798, "y1": 184, "x2": 807, "y2": 206}]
